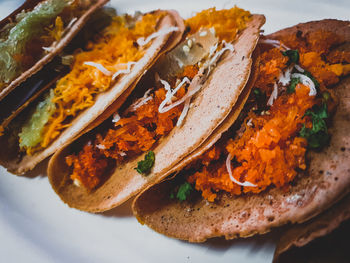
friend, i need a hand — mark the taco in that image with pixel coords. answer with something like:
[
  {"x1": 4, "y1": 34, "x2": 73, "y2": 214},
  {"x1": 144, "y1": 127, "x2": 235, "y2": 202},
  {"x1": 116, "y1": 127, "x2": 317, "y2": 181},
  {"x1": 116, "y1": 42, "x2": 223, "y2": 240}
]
[
  {"x1": 47, "y1": 7, "x2": 265, "y2": 212},
  {"x1": 0, "y1": 0, "x2": 108, "y2": 102},
  {"x1": 273, "y1": 193, "x2": 350, "y2": 262},
  {"x1": 132, "y1": 19, "x2": 350, "y2": 242},
  {"x1": 0, "y1": 8, "x2": 184, "y2": 174}
]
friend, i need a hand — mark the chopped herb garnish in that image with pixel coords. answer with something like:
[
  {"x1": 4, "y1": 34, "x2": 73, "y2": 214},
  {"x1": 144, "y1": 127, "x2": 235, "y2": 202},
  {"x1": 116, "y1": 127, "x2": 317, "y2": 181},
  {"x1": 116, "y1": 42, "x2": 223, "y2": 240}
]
[
  {"x1": 287, "y1": 77, "x2": 300, "y2": 94},
  {"x1": 135, "y1": 151, "x2": 155, "y2": 175},
  {"x1": 299, "y1": 103, "x2": 329, "y2": 149},
  {"x1": 170, "y1": 181, "x2": 193, "y2": 201},
  {"x1": 282, "y1": 49, "x2": 299, "y2": 65},
  {"x1": 176, "y1": 182, "x2": 193, "y2": 201},
  {"x1": 253, "y1": 88, "x2": 267, "y2": 112},
  {"x1": 322, "y1": 91, "x2": 330, "y2": 102}
]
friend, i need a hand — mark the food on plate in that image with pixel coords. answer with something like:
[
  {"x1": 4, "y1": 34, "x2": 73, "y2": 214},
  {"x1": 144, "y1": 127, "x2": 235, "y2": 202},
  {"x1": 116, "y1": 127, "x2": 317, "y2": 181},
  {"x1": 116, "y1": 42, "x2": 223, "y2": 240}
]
[
  {"x1": 0, "y1": 0, "x2": 108, "y2": 102},
  {"x1": 0, "y1": 8, "x2": 184, "y2": 174},
  {"x1": 132, "y1": 19, "x2": 350, "y2": 242},
  {"x1": 273, "y1": 194, "x2": 350, "y2": 262},
  {"x1": 47, "y1": 7, "x2": 265, "y2": 212}
]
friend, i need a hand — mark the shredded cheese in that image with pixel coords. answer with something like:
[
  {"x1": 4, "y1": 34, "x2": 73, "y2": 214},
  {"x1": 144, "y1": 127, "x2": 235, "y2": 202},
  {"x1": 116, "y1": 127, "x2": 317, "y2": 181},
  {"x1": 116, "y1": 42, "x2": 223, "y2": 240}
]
[
  {"x1": 112, "y1": 62, "x2": 137, "y2": 80},
  {"x1": 176, "y1": 98, "x2": 191, "y2": 126},
  {"x1": 206, "y1": 41, "x2": 234, "y2": 74},
  {"x1": 158, "y1": 77, "x2": 191, "y2": 113},
  {"x1": 136, "y1": 26, "x2": 179, "y2": 46},
  {"x1": 125, "y1": 88, "x2": 153, "y2": 113},
  {"x1": 294, "y1": 64, "x2": 305, "y2": 73},
  {"x1": 226, "y1": 153, "x2": 256, "y2": 187},
  {"x1": 291, "y1": 73, "x2": 317, "y2": 96},
  {"x1": 278, "y1": 66, "x2": 293, "y2": 86},
  {"x1": 84, "y1": 61, "x2": 112, "y2": 76},
  {"x1": 112, "y1": 113, "x2": 121, "y2": 123},
  {"x1": 267, "y1": 82, "x2": 278, "y2": 106},
  {"x1": 259, "y1": 39, "x2": 289, "y2": 50}
]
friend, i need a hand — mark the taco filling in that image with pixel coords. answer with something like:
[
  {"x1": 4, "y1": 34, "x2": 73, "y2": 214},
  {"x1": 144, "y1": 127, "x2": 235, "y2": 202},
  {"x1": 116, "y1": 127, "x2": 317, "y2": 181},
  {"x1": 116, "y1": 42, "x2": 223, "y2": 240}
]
[
  {"x1": 0, "y1": 0, "x2": 96, "y2": 91},
  {"x1": 171, "y1": 30, "x2": 350, "y2": 202},
  {"x1": 16, "y1": 11, "x2": 172, "y2": 155},
  {"x1": 64, "y1": 7, "x2": 253, "y2": 190}
]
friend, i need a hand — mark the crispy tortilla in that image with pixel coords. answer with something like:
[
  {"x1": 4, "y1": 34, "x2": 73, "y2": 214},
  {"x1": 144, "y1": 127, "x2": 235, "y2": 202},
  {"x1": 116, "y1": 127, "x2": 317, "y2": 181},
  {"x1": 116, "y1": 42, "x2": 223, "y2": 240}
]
[
  {"x1": 132, "y1": 19, "x2": 350, "y2": 242},
  {"x1": 47, "y1": 15, "x2": 265, "y2": 212},
  {"x1": 0, "y1": 10, "x2": 185, "y2": 175},
  {"x1": 273, "y1": 194, "x2": 350, "y2": 263},
  {"x1": 0, "y1": 0, "x2": 109, "y2": 101}
]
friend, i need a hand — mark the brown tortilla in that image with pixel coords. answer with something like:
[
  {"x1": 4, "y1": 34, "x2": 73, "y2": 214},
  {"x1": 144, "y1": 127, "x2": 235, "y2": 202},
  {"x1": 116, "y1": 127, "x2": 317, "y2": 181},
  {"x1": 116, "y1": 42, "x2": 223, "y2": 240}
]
[
  {"x1": 0, "y1": 10, "x2": 185, "y2": 175},
  {"x1": 132, "y1": 19, "x2": 350, "y2": 242},
  {"x1": 273, "y1": 194, "x2": 350, "y2": 263},
  {"x1": 47, "y1": 14, "x2": 265, "y2": 212},
  {"x1": 0, "y1": 0, "x2": 109, "y2": 101}
]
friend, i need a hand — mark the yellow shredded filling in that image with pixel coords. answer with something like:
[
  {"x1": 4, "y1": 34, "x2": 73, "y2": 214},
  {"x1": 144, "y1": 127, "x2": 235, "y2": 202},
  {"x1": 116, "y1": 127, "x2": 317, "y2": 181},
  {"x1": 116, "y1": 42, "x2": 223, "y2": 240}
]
[{"x1": 21, "y1": 12, "x2": 165, "y2": 154}]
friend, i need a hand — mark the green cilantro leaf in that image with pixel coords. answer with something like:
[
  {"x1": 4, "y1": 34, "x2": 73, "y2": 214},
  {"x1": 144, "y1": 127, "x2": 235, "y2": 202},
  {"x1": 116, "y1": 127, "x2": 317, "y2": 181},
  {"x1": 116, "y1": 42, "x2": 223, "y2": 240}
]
[
  {"x1": 135, "y1": 151, "x2": 155, "y2": 175},
  {"x1": 282, "y1": 49, "x2": 299, "y2": 65},
  {"x1": 175, "y1": 182, "x2": 193, "y2": 201},
  {"x1": 287, "y1": 77, "x2": 300, "y2": 94},
  {"x1": 299, "y1": 103, "x2": 329, "y2": 149},
  {"x1": 253, "y1": 88, "x2": 268, "y2": 112}
]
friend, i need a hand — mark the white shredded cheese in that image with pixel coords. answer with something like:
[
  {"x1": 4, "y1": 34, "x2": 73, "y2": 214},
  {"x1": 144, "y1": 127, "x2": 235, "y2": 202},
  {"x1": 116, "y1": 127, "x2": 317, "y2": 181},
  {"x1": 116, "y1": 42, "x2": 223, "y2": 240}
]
[
  {"x1": 42, "y1": 46, "x2": 54, "y2": 52},
  {"x1": 294, "y1": 64, "x2": 305, "y2": 73},
  {"x1": 199, "y1": 30, "x2": 207, "y2": 37},
  {"x1": 209, "y1": 27, "x2": 216, "y2": 35},
  {"x1": 84, "y1": 61, "x2": 112, "y2": 76},
  {"x1": 226, "y1": 153, "x2": 256, "y2": 187},
  {"x1": 278, "y1": 66, "x2": 293, "y2": 86},
  {"x1": 73, "y1": 178, "x2": 82, "y2": 187},
  {"x1": 176, "y1": 98, "x2": 190, "y2": 126},
  {"x1": 208, "y1": 41, "x2": 234, "y2": 68},
  {"x1": 267, "y1": 82, "x2": 278, "y2": 106},
  {"x1": 136, "y1": 26, "x2": 179, "y2": 46},
  {"x1": 66, "y1": 17, "x2": 78, "y2": 30},
  {"x1": 258, "y1": 39, "x2": 289, "y2": 50},
  {"x1": 112, "y1": 113, "x2": 121, "y2": 123},
  {"x1": 126, "y1": 88, "x2": 153, "y2": 113},
  {"x1": 96, "y1": 144, "x2": 106, "y2": 150},
  {"x1": 112, "y1": 62, "x2": 137, "y2": 80},
  {"x1": 119, "y1": 151, "x2": 126, "y2": 157},
  {"x1": 158, "y1": 77, "x2": 191, "y2": 113},
  {"x1": 247, "y1": 118, "x2": 253, "y2": 127},
  {"x1": 291, "y1": 73, "x2": 317, "y2": 96}
]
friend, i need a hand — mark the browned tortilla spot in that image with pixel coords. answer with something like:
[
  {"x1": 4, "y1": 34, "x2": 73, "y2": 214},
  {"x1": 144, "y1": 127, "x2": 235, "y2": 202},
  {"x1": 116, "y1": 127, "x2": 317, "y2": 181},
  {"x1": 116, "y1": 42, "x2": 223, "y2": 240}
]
[
  {"x1": 0, "y1": 10, "x2": 184, "y2": 175},
  {"x1": 273, "y1": 194, "x2": 350, "y2": 263},
  {"x1": 0, "y1": 0, "x2": 109, "y2": 101},
  {"x1": 132, "y1": 19, "x2": 350, "y2": 242},
  {"x1": 47, "y1": 14, "x2": 265, "y2": 212}
]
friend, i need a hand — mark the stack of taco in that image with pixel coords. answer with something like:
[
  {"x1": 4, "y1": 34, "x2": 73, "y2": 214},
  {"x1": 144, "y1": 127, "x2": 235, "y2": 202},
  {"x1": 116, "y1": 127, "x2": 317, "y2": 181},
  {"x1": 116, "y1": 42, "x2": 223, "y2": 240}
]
[
  {"x1": 1, "y1": 1, "x2": 349, "y2": 256},
  {"x1": 0, "y1": 1, "x2": 184, "y2": 175}
]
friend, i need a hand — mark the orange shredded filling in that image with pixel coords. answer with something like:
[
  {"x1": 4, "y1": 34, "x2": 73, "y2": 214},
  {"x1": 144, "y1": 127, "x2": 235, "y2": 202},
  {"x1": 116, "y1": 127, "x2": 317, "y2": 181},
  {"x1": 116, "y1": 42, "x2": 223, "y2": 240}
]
[
  {"x1": 187, "y1": 31, "x2": 350, "y2": 202},
  {"x1": 28, "y1": 12, "x2": 164, "y2": 152},
  {"x1": 66, "y1": 65, "x2": 197, "y2": 190},
  {"x1": 188, "y1": 84, "x2": 313, "y2": 201},
  {"x1": 185, "y1": 7, "x2": 251, "y2": 42}
]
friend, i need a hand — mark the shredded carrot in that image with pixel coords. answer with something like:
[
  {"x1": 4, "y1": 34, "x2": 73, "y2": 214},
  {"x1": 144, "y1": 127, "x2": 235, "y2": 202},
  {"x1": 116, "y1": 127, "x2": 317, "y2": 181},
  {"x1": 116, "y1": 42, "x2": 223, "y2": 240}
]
[
  {"x1": 187, "y1": 31, "x2": 350, "y2": 201},
  {"x1": 185, "y1": 7, "x2": 251, "y2": 42},
  {"x1": 66, "y1": 65, "x2": 197, "y2": 190}
]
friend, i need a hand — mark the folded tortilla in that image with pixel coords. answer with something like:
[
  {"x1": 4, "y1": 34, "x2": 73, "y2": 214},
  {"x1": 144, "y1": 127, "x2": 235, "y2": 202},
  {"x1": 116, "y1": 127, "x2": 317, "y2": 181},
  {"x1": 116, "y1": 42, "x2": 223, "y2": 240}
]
[
  {"x1": 132, "y1": 19, "x2": 350, "y2": 242},
  {"x1": 47, "y1": 13, "x2": 265, "y2": 212},
  {"x1": 0, "y1": 9, "x2": 184, "y2": 174},
  {"x1": 0, "y1": 0, "x2": 108, "y2": 101},
  {"x1": 273, "y1": 194, "x2": 350, "y2": 263}
]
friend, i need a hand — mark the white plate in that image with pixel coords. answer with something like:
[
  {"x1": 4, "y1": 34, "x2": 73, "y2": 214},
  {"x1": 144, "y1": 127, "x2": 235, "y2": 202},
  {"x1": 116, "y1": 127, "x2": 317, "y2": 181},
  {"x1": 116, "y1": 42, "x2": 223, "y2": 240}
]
[{"x1": 0, "y1": 1, "x2": 349, "y2": 262}]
